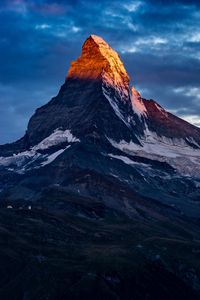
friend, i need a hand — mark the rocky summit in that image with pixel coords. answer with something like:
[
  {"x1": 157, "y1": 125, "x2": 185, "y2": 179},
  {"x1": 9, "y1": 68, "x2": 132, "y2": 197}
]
[{"x1": 0, "y1": 35, "x2": 200, "y2": 300}]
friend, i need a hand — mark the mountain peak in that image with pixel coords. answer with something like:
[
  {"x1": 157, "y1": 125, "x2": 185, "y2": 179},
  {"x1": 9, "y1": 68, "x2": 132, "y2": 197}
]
[
  {"x1": 89, "y1": 34, "x2": 108, "y2": 46},
  {"x1": 66, "y1": 34, "x2": 129, "y2": 93}
]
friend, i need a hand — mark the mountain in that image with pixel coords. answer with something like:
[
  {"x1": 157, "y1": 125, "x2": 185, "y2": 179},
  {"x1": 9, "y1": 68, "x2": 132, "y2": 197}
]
[
  {"x1": 0, "y1": 34, "x2": 200, "y2": 201},
  {"x1": 0, "y1": 35, "x2": 200, "y2": 300}
]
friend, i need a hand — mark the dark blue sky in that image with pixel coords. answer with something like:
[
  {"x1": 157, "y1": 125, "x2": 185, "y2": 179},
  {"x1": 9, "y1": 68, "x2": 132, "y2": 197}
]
[{"x1": 0, "y1": 0, "x2": 200, "y2": 143}]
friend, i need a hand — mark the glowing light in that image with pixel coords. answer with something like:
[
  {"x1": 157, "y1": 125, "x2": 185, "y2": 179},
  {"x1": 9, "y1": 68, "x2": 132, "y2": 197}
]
[{"x1": 67, "y1": 35, "x2": 129, "y2": 89}]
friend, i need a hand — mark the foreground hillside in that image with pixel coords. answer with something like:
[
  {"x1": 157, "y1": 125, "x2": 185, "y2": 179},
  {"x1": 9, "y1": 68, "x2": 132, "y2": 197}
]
[{"x1": 0, "y1": 190, "x2": 200, "y2": 300}]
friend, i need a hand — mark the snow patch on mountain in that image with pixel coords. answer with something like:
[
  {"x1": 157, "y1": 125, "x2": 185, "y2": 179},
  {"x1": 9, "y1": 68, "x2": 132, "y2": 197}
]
[
  {"x1": 41, "y1": 146, "x2": 71, "y2": 167},
  {"x1": 32, "y1": 129, "x2": 80, "y2": 151},
  {"x1": 109, "y1": 131, "x2": 200, "y2": 159},
  {"x1": 108, "y1": 126, "x2": 200, "y2": 177},
  {"x1": 108, "y1": 154, "x2": 136, "y2": 165},
  {"x1": 108, "y1": 154, "x2": 150, "y2": 168},
  {"x1": 0, "y1": 129, "x2": 79, "y2": 172}
]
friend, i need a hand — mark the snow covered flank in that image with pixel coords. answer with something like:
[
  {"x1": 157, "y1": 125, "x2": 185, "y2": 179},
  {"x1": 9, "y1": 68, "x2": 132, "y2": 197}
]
[
  {"x1": 41, "y1": 146, "x2": 71, "y2": 167},
  {"x1": 33, "y1": 129, "x2": 80, "y2": 151},
  {"x1": 0, "y1": 129, "x2": 79, "y2": 172},
  {"x1": 109, "y1": 126, "x2": 200, "y2": 177}
]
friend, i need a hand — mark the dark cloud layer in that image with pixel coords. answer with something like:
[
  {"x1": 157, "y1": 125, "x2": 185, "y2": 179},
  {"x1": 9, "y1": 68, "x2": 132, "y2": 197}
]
[{"x1": 0, "y1": 0, "x2": 200, "y2": 143}]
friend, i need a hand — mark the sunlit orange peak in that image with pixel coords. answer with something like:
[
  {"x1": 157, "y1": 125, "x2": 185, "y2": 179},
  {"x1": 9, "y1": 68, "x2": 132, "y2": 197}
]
[{"x1": 66, "y1": 34, "x2": 129, "y2": 89}]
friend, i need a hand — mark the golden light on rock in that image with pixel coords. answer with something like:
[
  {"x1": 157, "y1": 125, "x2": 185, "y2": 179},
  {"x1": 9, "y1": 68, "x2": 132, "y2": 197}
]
[{"x1": 66, "y1": 35, "x2": 129, "y2": 89}]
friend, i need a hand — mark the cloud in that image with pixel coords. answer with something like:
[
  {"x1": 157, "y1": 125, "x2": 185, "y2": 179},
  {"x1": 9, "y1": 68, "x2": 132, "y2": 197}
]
[
  {"x1": 174, "y1": 87, "x2": 200, "y2": 100},
  {"x1": 188, "y1": 33, "x2": 200, "y2": 43},
  {"x1": 123, "y1": 1, "x2": 143, "y2": 12},
  {"x1": 135, "y1": 37, "x2": 168, "y2": 46},
  {"x1": 182, "y1": 115, "x2": 200, "y2": 127},
  {"x1": 71, "y1": 26, "x2": 81, "y2": 33},
  {"x1": 35, "y1": 23, "x2": 51, "y2": 30}
]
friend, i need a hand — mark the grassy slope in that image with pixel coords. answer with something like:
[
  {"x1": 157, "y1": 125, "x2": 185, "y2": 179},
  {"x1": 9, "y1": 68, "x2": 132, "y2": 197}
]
[{"x1": 0, "y1": 191, "x2": 200, "y2": 300}]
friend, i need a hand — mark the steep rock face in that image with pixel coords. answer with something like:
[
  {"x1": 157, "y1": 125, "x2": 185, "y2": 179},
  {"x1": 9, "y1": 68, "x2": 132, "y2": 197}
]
[
  {"x1": 22, "y1": 35, "x2": 142, "y2": 147},
  {"x1": 131, "y1": 94, "x2": 200, "y2": 147},
  {"x1": 67, "y1": 35, "x2": 129, "y2": 90},
  {"x1": 143, "y1": 99, "x2": 200, "y2": 145},
  {"x1": 67, "y1": 35, "x2": 130, "y2": 107}
]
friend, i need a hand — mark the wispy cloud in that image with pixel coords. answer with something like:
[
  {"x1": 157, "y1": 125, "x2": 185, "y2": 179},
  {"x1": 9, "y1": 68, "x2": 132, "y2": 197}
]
[
  {"x1": 182, "y1": 115, "x2": 200, "y2": 127},
  {"x1": 71, "y1": 26, "x2": 81, "y2": 33},
  {"x1": 188, "y1": 33, "x2": 200, "y2": 43},
  {"x1": 35, "y1": 23, "x2": 51, "y2": 30},
  {"x1": 174, "y1": 87, "x2": 200, "y2": 100},
  {"x1": 123, "y1": 1, "x2": 143, "y2": 12},
  {"x1": 135, "y1": 37, "x2": 168, "y2": 46}
]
